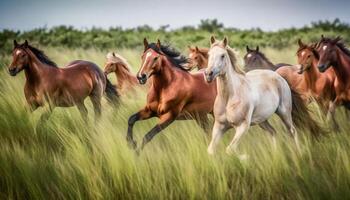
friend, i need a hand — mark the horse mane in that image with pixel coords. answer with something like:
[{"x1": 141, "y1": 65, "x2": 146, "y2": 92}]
[
  {"x1": 320, "y1": 37, "x2": 350, "y2": 58},
  {"x1": 254, "y1": 51, "x2": 275, "y2": 67},
  {"x1": 23, "y1": 45, "x2": 58, "y2": 67},
  {"x1": 106, "y1": 52, "x2": 132, "y2": 72},
  {"x1": 226, "y1": 46, "x2": 245, "y2": 75},
  {"x1": 198, "y1": 48, "x2": 209, "y2": 57},
  {"x1": 147, "y1": 43, "x2": 189, "y2": 71}
]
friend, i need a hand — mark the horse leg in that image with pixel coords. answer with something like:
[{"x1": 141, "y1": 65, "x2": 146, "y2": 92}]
[
  {"x1": 90, "y1": 95, "x2": 102, "y2": 122},
  {"x1": 207, "y1": 121, "x2": 229, "y2": 155},
  {"x1": 127, "y1": 108, "x2": 155, "y2": 149},
  {"x1": 327, "y1": 100, "x2": 340, "y2": 132},
  {"x1": 36, "y1": 105, "x2": 54, "y2": 130},
  {"x1": 276, "y1": 110, "x2": 300, "y2": 151},
  {"x1": 139, "y1": 112, "x2": 176, "y2": 151},
  {"x1": 226, "y1": 121, "x2": 250, "y2": 158},
  {"x1": 195, "y1": 114, "x2": 211, "y2": 135},
  {"x1": 76, "y1": 102, "x2": 88, "y2": 123},
  {"x1": 259, "y1": 120, "x2": 277, "y2": 150}
]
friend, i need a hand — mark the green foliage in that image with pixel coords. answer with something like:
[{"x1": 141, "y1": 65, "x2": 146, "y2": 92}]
[
  {"x1": 1, "y1": 19, "x2": 350, "y2": 55},
  {"x1": 1, "y1": 47, "x2": 350, "y2": 199}
]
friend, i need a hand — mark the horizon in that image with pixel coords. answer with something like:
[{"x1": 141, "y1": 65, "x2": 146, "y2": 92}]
[{"x1": 1, "y1": 0, "x2": 350, "y2": 31}]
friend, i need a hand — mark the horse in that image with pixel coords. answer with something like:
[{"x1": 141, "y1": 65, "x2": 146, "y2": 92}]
[
  {"x1": 127, "y1": 39, "x2": 217, "y2": 151},
  {"x1": 187, "y1": 46, "x2": 209, "y2": 70},
  {"x1": 316, "y1": 35, "x2": 350, "y2": 115},
  {"x1": 296, "y1": 39, "x2": 339, "y2": 130},
  {"x1": 244, "y1": 46, "x2": 292, "y2": 71},
  {"x1": 104, "y1": 52, "x2": 139, "y2": 94},
  {"x1": 204, "y1": 36, "x2": 323, "y2": 156},
  {"x1": 8, "y1": 40, "x2": 119, "y2": 123}
]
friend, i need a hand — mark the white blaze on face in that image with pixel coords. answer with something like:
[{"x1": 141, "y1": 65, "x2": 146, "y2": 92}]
[
  {"x1": 301, "y1": 51, "x2": 305, "y2": 56},
  {"x1": 247, "y1": 53, "x2": 252, "y2": 58},
  {"x1": 139, "y1": 51, "x2": 152, "y2": 76},
  {"x1": 189, "y1": 53, "x2": 193, "y2": 58},
  {"x1": 323, "y1": 45, "x2": 328, "y2": 51},
  {"x1": 15, "y1": 50, "x2": 21, "y2": 56}
]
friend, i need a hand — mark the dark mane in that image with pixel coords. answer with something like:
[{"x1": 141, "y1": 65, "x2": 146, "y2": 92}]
[
  {"x1": 320, "y1": 37, "x2": 350, "y2": 58},
  {"x1": 147, "y1": 43, "x2": 189, "y2": 71},
  {"x1": 20, "y1": 44, "x2": 58, "y2": 67},
  {"x1": 297, "y1": 44, "x2": 319, "y2": 59},
  {"x1": 255, "y1": 51, "x2": 275, "y2": 66}
]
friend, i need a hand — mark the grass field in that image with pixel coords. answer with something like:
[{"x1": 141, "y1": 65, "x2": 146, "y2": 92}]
[{"x1": 1, "y1": 46, "x2": 350, "y2": 199}]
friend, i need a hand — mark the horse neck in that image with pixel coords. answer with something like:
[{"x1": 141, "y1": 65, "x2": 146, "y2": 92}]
[
  {"x1": 24, "y1": 51, "x2": 51, "y2": 85},
  {"x1": 217, "y1": 62, "x2": 245, "y2": 100},
  {"x1": 261, "y1": 58, "x2": 276, "y2": 70},
  {"x1": 151, "y1": 57, "x2": 176, "y2": 90},
  {"x1": 333, "y1": 48, "x2": 350, "y2": 85},
  {"x1": 115, "y1": 64, "x2": 136, "y2": 86},
  {"x1": 303, "y1": 59, "x2": 320, "y2": 90},
  {"x1": 198, "y1": 54, "x2": 208, "y2": 69}
]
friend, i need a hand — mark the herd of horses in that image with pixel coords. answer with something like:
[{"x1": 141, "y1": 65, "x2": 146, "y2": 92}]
[{"x1": 7, "y1": 35, "x2": 350, "y2": 156}]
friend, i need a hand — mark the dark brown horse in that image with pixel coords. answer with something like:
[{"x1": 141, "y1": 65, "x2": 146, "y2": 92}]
[
  {"x1": 127, "y1": 39, "x2": 217, "y2": 151},
  {"x1": 244, "y1": 46, "x2": 291, "y2": 71},
  {"x1": 316, "y1": 35, "x2": 350, "y2": 117},
  {"x1": 104, "y1": 52, "x2": 139, "y2": 94},
  {"x1": 187, "y1": 46, "x2": 209, "y2": 70},
  {"x1": 8, "y1": 40, "x2": 119, "y2": 123}
]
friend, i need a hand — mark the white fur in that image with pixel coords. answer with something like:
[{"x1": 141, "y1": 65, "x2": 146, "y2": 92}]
[
  {"x1": 247, "y1": 53, "x2": 252, "y2": 58},
  {"x1": 138, "y1": 51, "x2": 152, "y2": 76},
  {"x1": 15, "y1": 50, "x2": 21, "y2": 55},
  {"x1": 301, "y1": 51, "x2": 306, "y2": 56},
  {"x1": 206, "y1": 44, "x2": 299, "y2": 156},
  {"x1": 323, "y1": 45, "x2": 328, "y2": 51}
]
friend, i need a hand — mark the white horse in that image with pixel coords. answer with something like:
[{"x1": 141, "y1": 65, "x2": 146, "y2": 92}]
[{"x1": 204, "y1": 37, "x2": 322, "y2": 155}]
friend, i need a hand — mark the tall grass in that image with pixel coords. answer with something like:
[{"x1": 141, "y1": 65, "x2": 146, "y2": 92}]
[{"x1": 0, "y1": 47, "x2": 350, "y2": 199}]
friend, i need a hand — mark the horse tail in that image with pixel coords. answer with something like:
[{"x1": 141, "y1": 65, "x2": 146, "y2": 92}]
[
  {"x1": 105, "y1": 77, "x2": 120, "y2": 104},
  {"x1": 290, "y1": 89, "x2": 326, "y2": 138}
]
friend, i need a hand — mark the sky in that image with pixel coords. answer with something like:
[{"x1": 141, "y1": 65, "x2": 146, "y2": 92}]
[{"x1": 0, "y1": 0, "x2": 349, "y2": 31}]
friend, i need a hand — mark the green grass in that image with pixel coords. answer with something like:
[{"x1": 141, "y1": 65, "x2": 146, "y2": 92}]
[{"x1": 0, "y1": 47, "x2": 350, "y2": 199}]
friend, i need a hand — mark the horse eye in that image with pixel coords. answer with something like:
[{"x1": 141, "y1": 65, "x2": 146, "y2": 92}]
[
  {"x1": 307, "y1": 55, "x2": 311, "y2": 58},
  {"x1": 194, "y1": 56, "x2": 198, "y2": 59},
  {"x1": 221, "y1": 55, "x2": 225, "y2": 59},
  {"x1": 154, "y1": 57, "x2": 158, "y2": 61}
]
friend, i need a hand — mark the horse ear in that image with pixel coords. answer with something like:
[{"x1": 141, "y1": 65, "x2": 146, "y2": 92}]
[
  {"x1": 321, "y1": 34, "x2": 325, "y2": 41},
  {"x1": 333, "y1": 36, "x2": 342, "y2": 44},
  {"x1": 188, "y1": 46, "x2": 193, "y2": 51},
  {"x1": 24, "y1": 40, "x2": 28, "y2": 47},
  {"x1": 210, "y1": 36, "x2": 216, "y2": 44},
  {"x1": 143, "y1": 38, "x2": 149, "y2": 51},
  {"x1": 112, "y1": 52, "x2": 116, "y2": 57},
  {"x1": 246, "y1": 46, "x2": 251, "y2": 53},
  {"x1": 223, "y1": 37, "x2": 228, "y2": 47},
  {"x1": 13, "y1": 40, "x2": 18, "y2": 47},
  {"x1": 298, "y1": 39, "x2": 305, "y2": 48},
  {"x1": 256, "y1": 45, "x2": 259, "y2": 52},
  {"x1": 195, "y1": 46, "x2": 199, "y2": 52},
  {"x1": 156, "y1": 39, "x2": 161, "y2": 49}
]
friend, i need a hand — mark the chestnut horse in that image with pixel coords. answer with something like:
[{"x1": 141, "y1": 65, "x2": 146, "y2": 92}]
[
  {"x1": 188, "y1": 46, "x2": 209, "y2": 70},
  {"x1": 104, "y1": 52, "x2": 138, "y2": 94},
  {"x1": 244, "y1": 46, "x2": 292, "y2": 71},
  {"x1": 8, "y1": 40, "x2": 119, "y2": 122},
  {"x1": 316, "y1": 36, "x2": 350, "y2": 120},
  {"x1": 127, "y1": 39, "x2": 216, "y2": 151},
  {"x1": 296, "y1": 39, "x2": 339, "y2": 129}
]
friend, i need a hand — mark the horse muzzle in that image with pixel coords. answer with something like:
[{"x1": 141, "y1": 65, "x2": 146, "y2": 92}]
[
  {"x1": 8, "y1": 68, "x2": 19, "y2": 76},
  {"x1": 318, "y1": 63, "x2": 330, "y2": 73},
  {"x1": 137, "y1": 73, "x2": 148, "y2": 85},
  {"x1": 296, "y1": 64, "x2": 305, "y2": 74},
  {"x1": 204, "y1": 70, "x2": 215, "y2": 83}
]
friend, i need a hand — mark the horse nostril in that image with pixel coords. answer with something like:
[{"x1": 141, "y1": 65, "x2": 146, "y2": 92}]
[
  {"x1": 141, "y1": 74, "x2": 147, "y2": 79},
  {"x1": 209, "y1": 71, "x2": 213, "y2": 76}
]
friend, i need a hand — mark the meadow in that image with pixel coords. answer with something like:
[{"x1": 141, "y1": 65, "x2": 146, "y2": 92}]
[{"x1": 0, "y1": 43, "x2": 350, "y2": 199}]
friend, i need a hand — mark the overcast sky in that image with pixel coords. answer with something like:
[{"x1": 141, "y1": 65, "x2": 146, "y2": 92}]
[{"x1": 0, "y1": 0, "x2": 349, "y2": 31}]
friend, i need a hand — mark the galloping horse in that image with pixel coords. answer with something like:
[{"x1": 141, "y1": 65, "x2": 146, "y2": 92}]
[
  {"x1": 244, "y1": 46, "x2": 291, "y2": 71},
  {"x1": 127, "y1": 39, "x2": 216, "y2": 151},
  {"x1": 316, "y1": 35, "x2": 350, "y2": 119},
  {"x1": 188, "y1": 46, "x2": 209, "y2": 70},
  {"x1": 104, "y1": 52, "x2": 138, "y2": 93},
  {"x1": 204, "y1": 37, "x2": 322, "y2": 155},
  {"x1": 296, "y1": 39, "x2": 339, "y2": 129},
  {"x1": 8, "y1": 40, "x2": 119, "y2": 122}
]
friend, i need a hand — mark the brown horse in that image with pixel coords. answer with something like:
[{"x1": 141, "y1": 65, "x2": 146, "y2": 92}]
[
  {"x1": 316, "y1": 35, "x2": 350, "y2": 118},
  {"x1": 187, "y1": 46, "x2": 209, "y2": 70},
  {"x1": 8, "y1": 40, "x2": 119, "y2": 122},
  {"x1": 127, "y1": 39, "x2": 216, "y2": 151},
  {"x1": 296, "y1": 39, "x2": 339, "y2": 129},
  {"x1": 104, "y1": 52, "x2": 138, "y2": 94},
  {"x1": 244, "y1": 46, "x2": 291, "y2": 71}
]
